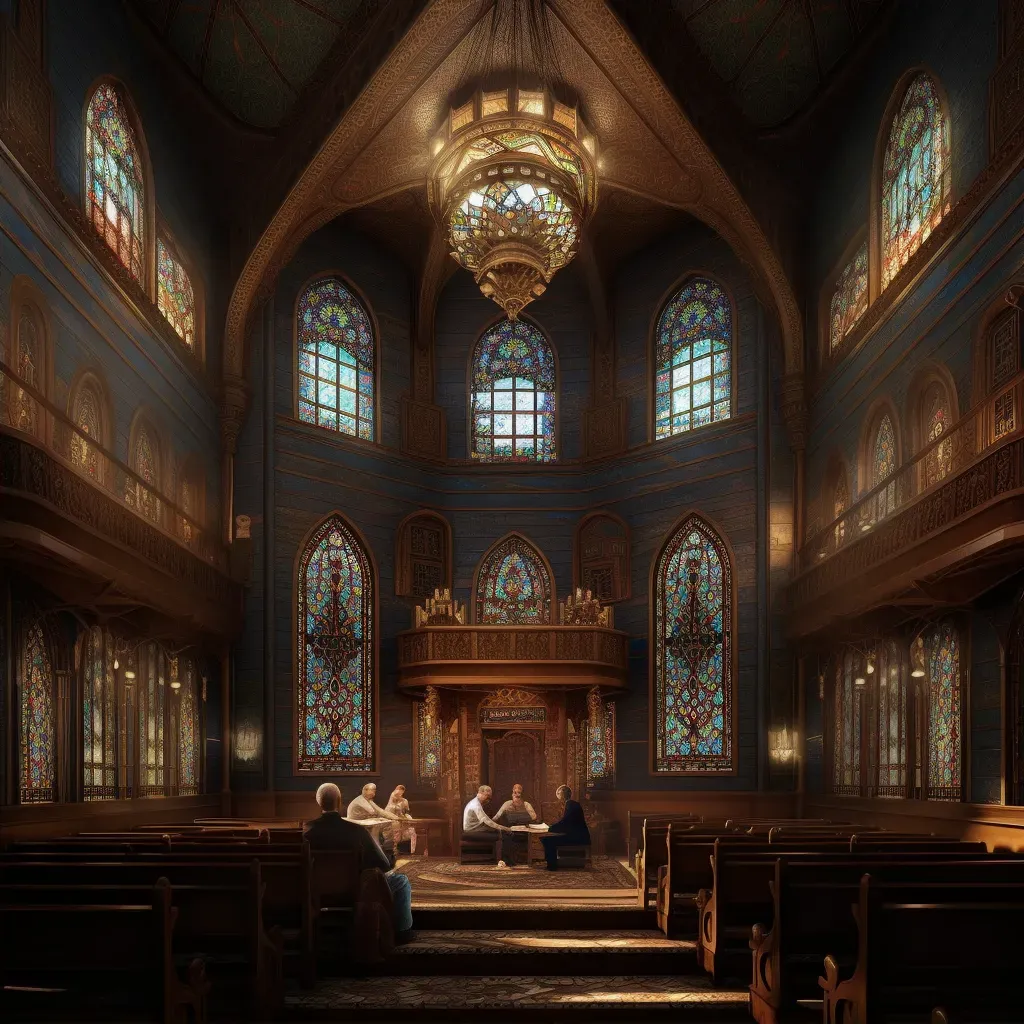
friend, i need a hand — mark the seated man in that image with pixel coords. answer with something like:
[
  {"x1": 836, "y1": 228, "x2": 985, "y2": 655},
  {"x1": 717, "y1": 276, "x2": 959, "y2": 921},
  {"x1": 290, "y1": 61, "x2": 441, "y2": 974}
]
[
  {"x1": 540, "y1": 785, "x2": 591, "y2": 871},
  {"x1": 304, "y1": 782, "x2": 413, "y2": 938},
  {"x1": 494, "y1": 783, "x2": 536, "y2": 865},
  {"x1": 462, "y1": 784, "x2": 512, "y2": 863},
  {"x1": 347, "y1": 781, "x2": 398, "y2": 854}
]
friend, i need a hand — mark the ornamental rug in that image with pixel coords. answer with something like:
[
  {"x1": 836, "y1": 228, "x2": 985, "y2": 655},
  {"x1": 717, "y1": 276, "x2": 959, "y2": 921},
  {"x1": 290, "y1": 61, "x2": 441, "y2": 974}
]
[{"x1": 397, "y1": 856, "x2": 636, "y2": 891}]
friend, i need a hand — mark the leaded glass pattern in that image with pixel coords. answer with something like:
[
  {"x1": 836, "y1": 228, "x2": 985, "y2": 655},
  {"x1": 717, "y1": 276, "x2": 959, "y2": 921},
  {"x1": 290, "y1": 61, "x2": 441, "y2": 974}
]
[
  {"x1": 925, "y1": 621, "x2": 962, "y2": 801},
  {"x1": 654, "y1": 277, "x2": 731, "y2": 439},
  {"x1": 415, "y1": 701, "x2": 441, "y2": 785},
  {"x1": 871, "y1": 414, "x2": 898, "y2": 520},
  {"x1": 70, "y1": 378, "x2": 103, "y2": 479},
  {"x1": 82, "y1": 626, "x2": 117, "y2": 800},
  {"x1": 881, "y1": 73, "x2": 950, "y2": 289},
  {"x1": 922, "y1": 383, "x2": 951, "y2": 486},
  {"x1": 177, "y1": 658, "x2": 199, "y2": 795},
  {"x1": 829, "y1": 241, "x2": 868, "y2": 352},
  {"x1": 296, "y1": 278, "x2": 375, "y2": 441},
  {"x1": 833, "y1": 471, "x2": 849, "y2": 550},
  {"x1": 296, "y1": 515, "x2": 375, "y2": 772},
  {"x1": 832, "y1": 650, "x2": 861, "y2": 795},
  {"x1": 471, "y1": 318, "x2": 556, "y2": 462},
  {"x1": 128, "y1": 422, "x2": 161, "y2": 522},
  {"x1": 475, "y1": 534, "x2": 552, "y2": 624},
  {"x1": 138, "y1": 642, "x2": 166, "y2": 796},
  {"x1": 586, "y1": 703, "x2": 616, "y2": 785},
  {"x1": 157, "y1": 237, "x2": 196, "y2": 350},
  {"x1": 20, "y1": 622, "x2": 55, "y2": 803},
  {"x1": 872, "y1": 641, "x2": 907, "y2": 796},
  {"x1": 653, "y1": 515, "x2": 733, "y2": 773},
  {"x1": 11, "y1": 309, "x2": 40, "y2": 434},
  {"x1": 86, "y1": 83, "x2": 145, "y2": 281}
]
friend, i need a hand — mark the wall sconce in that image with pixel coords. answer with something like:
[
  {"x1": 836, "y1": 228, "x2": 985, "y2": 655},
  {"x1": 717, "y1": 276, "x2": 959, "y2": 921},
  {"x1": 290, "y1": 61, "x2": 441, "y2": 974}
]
[
  {"x1": 168, "y1": 656, "x2": 181, "y2": 691},
  {"x1": 234, "y1": 725, "x2": 262, "y2": 765},
  {"x1": 910, "y1": 635, "x2": 926, "y2": 679},
  {"x1": 769, "y1": 725, "x2": 796, "y2": 764}
]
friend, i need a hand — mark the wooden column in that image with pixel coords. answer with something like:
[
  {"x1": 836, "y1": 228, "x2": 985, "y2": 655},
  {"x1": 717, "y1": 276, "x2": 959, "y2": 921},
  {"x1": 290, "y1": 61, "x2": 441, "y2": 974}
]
[
  {"x1": 221, "y1": 645, "x2": 231, "y2": 801},
  {"x1": 262, "y1": 298, "x2": 276, "y2": 794}
]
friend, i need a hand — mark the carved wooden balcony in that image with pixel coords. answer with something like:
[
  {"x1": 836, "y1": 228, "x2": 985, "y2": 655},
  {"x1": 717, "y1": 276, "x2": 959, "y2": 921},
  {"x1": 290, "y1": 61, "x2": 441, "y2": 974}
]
[
  {"x1": 1, "y1": 363, "x2": 242, "y2": 636},
  {"x1": 396, "y1": 624, "x2": 630, "y2": 691},
  {"x1": 788, "y1": 373, "x2": 1024, "y2": 639}
]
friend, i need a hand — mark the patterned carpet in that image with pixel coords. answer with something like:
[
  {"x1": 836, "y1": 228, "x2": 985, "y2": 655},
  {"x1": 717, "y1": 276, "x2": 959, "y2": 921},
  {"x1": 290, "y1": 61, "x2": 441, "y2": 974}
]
[
  {"x1": 398, "y1": 856, "x2": 636, "y2": 891},
  {"x1": 392, "y1": 929, "x2": 695, "y2": 956}
]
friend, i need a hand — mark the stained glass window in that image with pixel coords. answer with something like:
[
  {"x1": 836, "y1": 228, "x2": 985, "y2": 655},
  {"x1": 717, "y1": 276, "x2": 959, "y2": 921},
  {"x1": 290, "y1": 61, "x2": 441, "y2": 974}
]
[
  {"x1": 86, "y1": 83, "x2": 145, "y2": 281},
  {"x1": 872, "y1": 641, "x2": 907, "y2": 796},
  {"x1": 70, "y1": 377, "x2": 104, "y2": 479},
  {"x1": 586, "y1": 701, "x2": 616, "y2": 786},
  {"x1": 11, "y1": 307, "x2": 41, "y2": 435},
  {"x1": 296, "y1": 514, "x2": 375, "y2": 772},
  {"x1": 157, "y1": 237, "x2": 196, "y2": 351},
  {"x1": 925, "y1": 620, "x2": 962, "y2": 801},
  {"x1": 881, "y1": 73, "x2": 950, "y2": 289},
  {"x1": 471, "y1": 318, "x2": 556, "y2": 462},
  {"x1": 832, "y1": 650, "x2": 861, "y2": 795},
  {"x1": 137, "y1": 642, "x2": 166, "y2": 796},
  {"x1": 921, "y1": 382, "x2": 952, "y2": 486},
  {"x1": 81, "y1": 626, "x2": 117, "y2": 800},
  {"x1": 871, "y1": 413, "x2": 898, "y2": 520},
  {"x1": 829, "y1": 241, "x2": 868, "y2": 352},
  {"x1": 296, "y1": 278, "x2": 375, "y2": 441},
  {"x1": 475, "y1": 534, "x2": 553, "y2": 624},
  {"x1": 991, "y1": 309, "x2": 1019, "y2": 438},
  {"x1": 177, "y1": 657, "x2": 199, "y2": 796},
  {"x1": 128, "y1": 421, "x2": 161, "y2": 522},
  {"x1": 415, "y1": 700, "x2": 441, "y2": 785},
  {"x1": 833, "y1": 470, "x2": 849, "y2": 550},
  {"x1": 653, "y1": 515, "x2": 733, "y2": 773},
  {"x1": 654, "y1": 277, "x2": 731, "y2": 439},
  {"x1": 20, "y1": 621, "x2": 55, "y2": 803}
]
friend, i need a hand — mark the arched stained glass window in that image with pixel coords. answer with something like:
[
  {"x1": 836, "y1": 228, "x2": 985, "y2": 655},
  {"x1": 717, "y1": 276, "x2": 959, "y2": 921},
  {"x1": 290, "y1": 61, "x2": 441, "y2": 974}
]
[
  {"x1": 86, "y1": 83, "x2": 145, "y2": 281},
  {"x1": 471, "y1": 318, "x2": 556, "y2": 462},
  {"x1": 296, "y1": 278, "x2": 375, "y2": 441},
  {"x1": 653, "y1": 515, "x2": 734, "y2": 773},
  {"x1": 872, "y1": 641, "x2": 907, "y2": 797},
  {"x1": 81, "y1": 626, "x2": 117, "y2": 800},
  {"x1": 297, "y1": 514, "x2": 375, "y2": 772},
  {"x1": 70, "y1": 377, "x2": 104, "y2": 479},
  {"x1": 128, "y1": 420, "x2": 161, "y2": 522},
  {"x1": 137, "y1": 641, "x2": 166, "y2": 796},
  {"x1": 881, "y1": 73, "x2": 950, "y2": 289},
  {"x1": 20, "y1": 621, "x2": 55, "y2": 803},
  {"x1": 829, "y1": 241, "x2": 868, "y2": 352},
  {"x1": 832, "y1": 650, "x2": 861, "y2": 795},
  {"x1": 157, "y1": 237, "x2": 196, "y2": 351},
  {"x1": 475, "y1": 533, "x2": 553, "y2": 624},
  {"x1": 921, "y1": 382, "x2": 952, "y2": 486},
  {"x1": 871, "y1": 413, "x2": 898, "y2": 520},
  {"x1": 177, "y1": 657, "x2": 200, "y2": 795},
  {"x1": 654, "y1": 277, "x2": 732, "y2": 439},
  {"x1": 925, "y1": 620, "x2": 962, "y2": 801},
  {"x1": 833, "y1": 470, "x2": 849, "y2": 549},
  {"x1": 10, "y1": 305, "x2": 44, "y2": 436}
]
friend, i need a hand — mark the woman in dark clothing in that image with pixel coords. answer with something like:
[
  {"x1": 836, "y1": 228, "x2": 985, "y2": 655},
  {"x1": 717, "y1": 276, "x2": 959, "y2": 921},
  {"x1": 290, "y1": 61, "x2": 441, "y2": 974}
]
[{"x1": 540, "y1": 785, "x2": 591, "y2": 870}]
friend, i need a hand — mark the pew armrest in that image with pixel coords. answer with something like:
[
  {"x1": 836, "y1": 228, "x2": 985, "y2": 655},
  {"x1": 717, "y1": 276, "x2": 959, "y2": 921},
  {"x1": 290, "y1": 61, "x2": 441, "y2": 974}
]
[
  {"x1": 177, "y1": 957, "x2": 211, "y2": 1024},
  {"x1": 749, "y1": 921, "x2": 778, "y2": 1014},
  {"x1": 819, "y1": 953, "x2": 859, "y2": 1024}
]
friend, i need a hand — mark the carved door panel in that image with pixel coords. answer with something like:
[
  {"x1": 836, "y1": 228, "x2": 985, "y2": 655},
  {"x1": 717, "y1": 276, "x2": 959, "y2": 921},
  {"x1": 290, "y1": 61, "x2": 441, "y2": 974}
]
[{"x1": 486, "y1": 730, "x2": 541, "y2": 809}]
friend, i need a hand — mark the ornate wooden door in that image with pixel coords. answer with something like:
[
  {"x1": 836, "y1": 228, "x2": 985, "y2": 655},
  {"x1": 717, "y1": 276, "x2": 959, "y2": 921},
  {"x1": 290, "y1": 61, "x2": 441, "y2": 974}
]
[{"x1": 486, "y1": 730, "x2": 541, "y2": 808}]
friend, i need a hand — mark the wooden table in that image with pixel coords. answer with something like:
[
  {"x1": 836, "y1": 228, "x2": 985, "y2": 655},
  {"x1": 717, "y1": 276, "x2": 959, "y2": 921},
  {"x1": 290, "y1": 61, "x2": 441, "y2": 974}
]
[{"x1": 347, "y1": 816, "x2": 448, "y2": 856}]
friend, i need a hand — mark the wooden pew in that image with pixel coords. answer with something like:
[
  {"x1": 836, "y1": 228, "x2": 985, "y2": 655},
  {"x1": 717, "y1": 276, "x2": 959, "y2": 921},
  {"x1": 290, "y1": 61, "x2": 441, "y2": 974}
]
[
  {"x1": 749, "y1": 855, "x2": 1024, "y2": 1024},
  {"x1": 638, "y1": 821, "x2": 747, "y2": 908},
  {"x1": 0, "y1": 877, "x2": 207, "y2": 1024},
  {"x1": 696, "y1": 839, "x2": 988, "y2": 982},
  {"x1": 819, "y1": 874, "x2": 1024, "y2": 1024}
]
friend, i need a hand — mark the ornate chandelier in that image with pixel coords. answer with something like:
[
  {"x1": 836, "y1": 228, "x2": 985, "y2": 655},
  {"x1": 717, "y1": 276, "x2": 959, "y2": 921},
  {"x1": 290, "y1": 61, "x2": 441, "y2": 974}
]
[{"x1": 429, "y1": 85, "x2": 597, "y2": 319}]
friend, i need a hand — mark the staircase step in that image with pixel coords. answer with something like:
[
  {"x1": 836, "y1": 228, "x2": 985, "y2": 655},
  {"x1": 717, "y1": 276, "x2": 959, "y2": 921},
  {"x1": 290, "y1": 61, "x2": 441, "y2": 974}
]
[{"x1": 412, "y1": 905, "x2": 654, "y2": 930}]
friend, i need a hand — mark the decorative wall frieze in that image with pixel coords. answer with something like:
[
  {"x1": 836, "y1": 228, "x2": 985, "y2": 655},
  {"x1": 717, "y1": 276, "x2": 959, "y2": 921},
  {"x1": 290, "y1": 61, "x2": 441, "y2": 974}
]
[
  {"x1": 220, "y1": 373, "x2": 250, "y2": 457},
  {"x1": 583, "y1": 398, "x2": 627, "y2": 460},
  {"x1": 780, "y1": 371, "x2": 808, "y2": 452},
  {"x1": 401, "y1": 396, "x2": 447, "y2": 461}
]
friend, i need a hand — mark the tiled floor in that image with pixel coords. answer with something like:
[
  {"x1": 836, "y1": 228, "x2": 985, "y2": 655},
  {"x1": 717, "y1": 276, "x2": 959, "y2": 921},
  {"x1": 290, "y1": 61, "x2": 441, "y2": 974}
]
[{"x1": 392, "y1": 929, "x2": 696, "y2": 956}]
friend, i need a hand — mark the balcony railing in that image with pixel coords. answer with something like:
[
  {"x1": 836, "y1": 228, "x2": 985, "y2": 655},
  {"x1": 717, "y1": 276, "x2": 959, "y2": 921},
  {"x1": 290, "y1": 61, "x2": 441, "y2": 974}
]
[
  {"x1": 1, "y1": 360, "x2": 224, "y2": 568},
  {"x1": 800, "y1": 370, "x2": 1024, "y2": 571}
]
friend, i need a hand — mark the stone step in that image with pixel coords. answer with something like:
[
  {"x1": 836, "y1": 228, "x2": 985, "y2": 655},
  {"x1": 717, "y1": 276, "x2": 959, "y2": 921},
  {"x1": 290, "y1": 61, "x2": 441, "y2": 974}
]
[
  {"x1": 284, "y1": 973, "x2": 750, "y2": 1021},
  {"x1": 411, "y1": 905, "x2": 654, "y2": 930}
]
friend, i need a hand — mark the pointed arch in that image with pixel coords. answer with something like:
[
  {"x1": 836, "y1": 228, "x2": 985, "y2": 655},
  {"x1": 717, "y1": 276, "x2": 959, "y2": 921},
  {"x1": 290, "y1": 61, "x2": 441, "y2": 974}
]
[
  {"x1": 294, "y1": 274, "x2": 377, "y2": 442},
  {"x1": 19, "y1": 617, "x2": 57, "y2": 803},
  {"x1": 6, "y1": 276, "x2": 53, "y2": 444},
  {"x1": 394, "y1": 509, "x2": 452, "y2": 599},
  {"x1": 157, "y1": 226, "x2": 203, "y2": 358},
  {"x1": 473, "y1": 532, "x2": 554, "y2": 625},
  {"x1": 127, "y1": 410, "x2": 164, "y2": 524},
  {"x1": 906, "y1": 362, "x2": 958, "y2": 488},
  {"x1": 650, "y1": 512, "x2": 736, "y2": 775},
  {"x1": 66, "y1": 368, "x2": 113, "y2": 484},
  {"x1": 294, "y1": 512, "x2": 377, "y2": 773},
  {"x1": 859, "y1": 398, "x2": 902, "y2": 523},
  {"x1": 652, "y1": 274, "x2": 734, "y2": 440},
  {"x1": 573, "y1": 510, "x2": 630, "y2": 603},
  {"x1": 873, "y1": 69, "x2": 951, "y2": 293},
  {"x1": 469, "y1": 315, "x2": 557, "y2": 462}
]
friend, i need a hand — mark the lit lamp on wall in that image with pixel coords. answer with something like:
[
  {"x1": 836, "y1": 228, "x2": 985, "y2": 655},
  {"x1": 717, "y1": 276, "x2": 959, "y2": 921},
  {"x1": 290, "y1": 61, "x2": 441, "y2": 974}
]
[
  {"x1": 168, "y1": 656, "x2": 181, "y2": 692},
  {"x1": 910, "y1": 635, "x2": 927, "y2": 679},
  {"x1": 769, "y1": 725, "x2": 796, "y2": 764},
  {"x1": 234, "y1": 724, "x2": 262, "y2": 765}
]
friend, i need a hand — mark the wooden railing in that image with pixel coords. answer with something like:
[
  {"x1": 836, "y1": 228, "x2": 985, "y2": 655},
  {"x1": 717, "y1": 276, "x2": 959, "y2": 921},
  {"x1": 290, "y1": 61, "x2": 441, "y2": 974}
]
[
  {"x1": 799, "y1": 371, "x2": 1024, "y2": 572},
  {"x1": 1, "y1": 360, "x2": 224, "y2": 568}
]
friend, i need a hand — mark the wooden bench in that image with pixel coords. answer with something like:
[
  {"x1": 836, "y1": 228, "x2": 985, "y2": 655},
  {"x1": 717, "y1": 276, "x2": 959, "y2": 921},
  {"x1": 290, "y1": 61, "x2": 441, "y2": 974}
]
[
  {"x1": 638, "y1": 821, "x2": 744, "y2": 908},
  {"x1": 820, "y1": 874, "x2": 1024, "y2": 1024},
  {"x1": 459, "y1": 832, "x2": 499, "y2": 864},
  {"x1": 0, "y1": 877, "x2": 207, "y2": 1024},
  {"x1": 749, "y1": 854, "x2": 1023, "y2": 1024},
  {"x1": 555, "y1": 844, "x2": 591, "y2": 868}
]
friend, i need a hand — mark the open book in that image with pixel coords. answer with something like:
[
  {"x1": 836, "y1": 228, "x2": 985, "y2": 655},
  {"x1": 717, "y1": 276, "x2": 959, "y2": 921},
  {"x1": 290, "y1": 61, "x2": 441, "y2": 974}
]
[{"x1": 527, "y1": 823, "x2": 550, "y2": 832}]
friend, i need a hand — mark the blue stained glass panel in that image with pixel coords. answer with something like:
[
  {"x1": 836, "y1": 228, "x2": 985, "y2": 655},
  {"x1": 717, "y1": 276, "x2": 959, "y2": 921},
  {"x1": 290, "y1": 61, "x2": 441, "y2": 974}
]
[{"x1": 475, "y1": 534, "x2": 552, "y2": 624}]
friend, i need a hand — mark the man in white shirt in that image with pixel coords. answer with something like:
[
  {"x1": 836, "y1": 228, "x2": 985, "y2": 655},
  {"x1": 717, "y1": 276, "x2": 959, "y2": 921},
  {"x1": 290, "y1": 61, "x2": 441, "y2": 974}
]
[
  {"x1": 462, "y1": 784, "x2": 511, "y2": 862},
  {"x1": 347, "y1": 782, "x2": 398, "y2": 851}
]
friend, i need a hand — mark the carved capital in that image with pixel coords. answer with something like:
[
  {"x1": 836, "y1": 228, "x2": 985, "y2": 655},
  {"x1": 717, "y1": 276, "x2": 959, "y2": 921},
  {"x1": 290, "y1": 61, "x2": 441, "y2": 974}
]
[
  {"x1": 401, "y1": 396, "x2": 447, "y2": 461},
  {"x1": 583, "y1": 398, "x2": 627, "y2": 460},
  {"x1": 220, "y1": 374, "x2": 249, "y2": 455},
  {"x1": 780, "y1": 372, "x2": 807, "y2": 451}
]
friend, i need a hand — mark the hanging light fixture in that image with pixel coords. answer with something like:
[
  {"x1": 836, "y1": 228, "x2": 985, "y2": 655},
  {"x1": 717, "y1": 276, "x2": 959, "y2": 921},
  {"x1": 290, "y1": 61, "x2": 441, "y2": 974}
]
[
  {"x1": 168, "y1": 656, "x2": 181, "y2": 691},
  {"x1": 428, "y1": 84, "x2": 597, "y2": 319},
  {"x1": 910, "y1": 635, "x2": 927, "y2": 678}
]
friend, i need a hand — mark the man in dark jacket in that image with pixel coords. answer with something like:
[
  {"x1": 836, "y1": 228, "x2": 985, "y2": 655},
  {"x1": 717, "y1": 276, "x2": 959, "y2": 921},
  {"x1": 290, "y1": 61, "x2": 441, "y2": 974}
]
[
  {"x1": 540, "y1": 785, "x2": 591, "y2": 870},
  {"x1": 304, "y1": 782, "x2": 413, "y2": 935}
]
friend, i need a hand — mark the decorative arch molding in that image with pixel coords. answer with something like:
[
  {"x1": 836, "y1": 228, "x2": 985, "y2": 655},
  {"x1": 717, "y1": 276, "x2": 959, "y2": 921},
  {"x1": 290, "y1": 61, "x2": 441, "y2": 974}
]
[
  {"x1": 857, "y1": 396, "x2": 903, "y2": 497},
  {"x1": 5, "y1": 274, "x2": 54, "y2": 445},
  {"x1": 126, "y1": 408, "x2": 167, "y2": 524},
  {"x1": 573, "y1": 510, "x2": 630, "y2": 604},
  {"x1": 220, "y1": 0, "x2": 804, "y2": 452},
  {"x1": 905, "y1": 361, "x2": 960, "y2": 455},
  {"x1": 473, "y1": 531, "x2": 556, "y2": 626},
  {"x1": 395, "y1": 509, "x2": 452, "y2": 599},
  {"x1": 66, "y1": 366, "x2": 114, "y2": 484}
]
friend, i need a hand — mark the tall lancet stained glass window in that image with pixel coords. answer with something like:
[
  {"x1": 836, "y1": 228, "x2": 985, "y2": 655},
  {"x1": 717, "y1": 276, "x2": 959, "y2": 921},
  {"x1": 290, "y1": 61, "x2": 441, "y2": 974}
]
[
  {"x1": 86, "y1": 83, "x2": 145, "y2": 282},
  {"x1": 82, "y1": 626, "x2": 117, "y2": 800},
  {"x1": 71, "y1": 377, "x2": 104, "y2": 479},
  {"x1": 881, "y1": 73, "x2": 950, "y2": 289},
  {"x1": 297, "y1": 515, "x2": 375, "y2": 772},
  {"x1": 177, "y1": 658, "x2": 200, "y2": 795},
  {"x1": 157, "y1": 238, "x2": 196, "y2": 350},
  {"x1": 871, "y1": 413, "x2": 898, "y2": 520},
  {"x1": 653, "y1": 516, "x2": 734, "y2": 773},
  {"x1": 471, "y1": 318, "x2": 556, "y2": 462},
  {"x1": 475, "y1": 534, "x2": 553, "y2": 625},
  {"x1": 655, "y1": 277, "x2": 732, "y2": 439},
  {"x1": 925, "y1": 620, "x2": 962, "y2": 801},
  {"x1": 297, "y1": 278, "x2": 375, "y2": 440},
  {"x1": 829, "y1": 241, "x2": 868, "y2": 352},
  {"x1": 20, "y1": 621, "x2": 55, "y2": 803}
]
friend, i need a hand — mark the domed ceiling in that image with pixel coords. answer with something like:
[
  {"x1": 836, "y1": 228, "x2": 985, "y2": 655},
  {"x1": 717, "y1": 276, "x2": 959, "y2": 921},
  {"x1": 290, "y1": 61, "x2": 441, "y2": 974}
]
[{"x1": 670, "y1": 0, "x2": 890, "y2": 127}]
